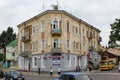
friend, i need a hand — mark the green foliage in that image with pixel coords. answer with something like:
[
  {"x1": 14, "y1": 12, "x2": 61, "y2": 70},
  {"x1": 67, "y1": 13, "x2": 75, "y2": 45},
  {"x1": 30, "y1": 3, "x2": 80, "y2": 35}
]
[
  {"x1": 108, "y1": 18, "x2": 120, "y2": 48},
  {"x1": 0, "y1": 27, "x2": 16, "y2": 47},
  {"x1": 0, "y1": 27, "x2": 16, "y2": 62}
]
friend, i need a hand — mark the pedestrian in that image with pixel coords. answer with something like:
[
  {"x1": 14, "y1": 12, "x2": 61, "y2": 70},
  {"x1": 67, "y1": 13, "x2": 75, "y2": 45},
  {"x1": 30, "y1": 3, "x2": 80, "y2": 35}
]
[
  {"x1": 58, "y1": 67, "x2": 61, "y2": 75},
  {"x1": 38, "y1": 67, "x2": 40, "y2": 75},
  {"x1": 78, "y1": 65, "x2": 81, "y2": 72},
  {"x1": 88, "y1": 64, "x2": 92, "y2": 72},
  {"x1": 50, "y1": 67, "x2": 53, "y2": 76}
]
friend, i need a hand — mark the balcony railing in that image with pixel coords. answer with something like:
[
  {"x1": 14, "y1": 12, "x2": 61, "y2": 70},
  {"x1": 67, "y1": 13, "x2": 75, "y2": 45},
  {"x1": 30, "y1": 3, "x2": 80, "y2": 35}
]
[
  {"x1": 51, "y1": 48, "x2": 62, "y2": 52},
  {"x1": 19, "y1": 51, "x2": 31, "y2": 57},
  {"x1": 51, "y1": 29, "x2": 62, "y2": 35},
  {"x1": 21, "y1": 35, "x2": 31, "y2": 42}
]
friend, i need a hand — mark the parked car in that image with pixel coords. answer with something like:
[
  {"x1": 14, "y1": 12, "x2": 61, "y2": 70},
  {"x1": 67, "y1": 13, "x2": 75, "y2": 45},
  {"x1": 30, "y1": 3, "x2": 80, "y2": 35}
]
[
  {"x1": 0, "y1": 70, "x2": 4, "y2": 78},
  {"x1": 55, "y1": 72, "x2": 92, "y2": 80},
  {"x1": 5, "y1": 70, "x2": 25, "y2": 80}
]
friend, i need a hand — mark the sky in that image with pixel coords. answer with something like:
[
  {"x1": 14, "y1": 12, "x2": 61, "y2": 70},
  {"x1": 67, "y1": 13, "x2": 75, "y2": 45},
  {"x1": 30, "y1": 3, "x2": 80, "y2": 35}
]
[{"x1": 0, "y1": 0, "x2": 120, "y2": 46}]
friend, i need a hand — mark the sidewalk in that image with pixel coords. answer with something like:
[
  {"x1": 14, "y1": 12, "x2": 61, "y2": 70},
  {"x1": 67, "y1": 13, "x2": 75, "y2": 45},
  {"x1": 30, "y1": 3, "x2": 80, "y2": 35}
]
[
  {"x1": 20, "y1": 71, "x2": 60, "y2": 77},
  {"x1": 20, "y1": 70, "x2": 100, "y2": 77}
]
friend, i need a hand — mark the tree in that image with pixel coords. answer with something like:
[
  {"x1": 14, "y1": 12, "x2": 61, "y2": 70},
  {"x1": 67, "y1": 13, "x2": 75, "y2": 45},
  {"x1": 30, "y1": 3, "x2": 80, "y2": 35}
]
[
  {"x1": 108, "y1": 18, "x2": 120, "y2": 48},
  {"x1": 0, "y1": 27, "x2": 16, "y2": 47},
  {"x1": 0, "y1": 27, "x2": 16, "y2": 62}
]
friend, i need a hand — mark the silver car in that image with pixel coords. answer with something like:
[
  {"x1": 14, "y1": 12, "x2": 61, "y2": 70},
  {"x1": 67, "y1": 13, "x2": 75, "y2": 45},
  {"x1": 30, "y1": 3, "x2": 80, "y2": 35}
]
[{"x1": 55, "y1": 72, "x2": 92, "y2": 80}]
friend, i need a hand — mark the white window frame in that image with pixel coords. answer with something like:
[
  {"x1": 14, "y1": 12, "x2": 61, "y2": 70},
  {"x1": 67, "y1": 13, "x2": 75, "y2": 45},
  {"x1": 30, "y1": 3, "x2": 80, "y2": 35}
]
[
  {"x1": 36, "y1": 41, "x2": 38, "y2": 51},
  {"x1": 32, "y1": 42, "x2": 35, "y2": 51},
  {"x1": 74, "y1": 56, "x2": 77, "y2": 67},
  {"x1": 41, "y1": 40, "x2": 44, "y2": 50},
  {"x1": 53, "y1": 38, "x2": 60, "y2": 48},
  {"x1": 32, "y1": 26, "x2": 35, "y2": 35},
  {"x1": 41, "y1": 55, "x2": 45, "y2": 68},
  {"x1": 73, "y1": 41, "x2": 76, "y2": 51},
  {"x1": 52, "y1": 18, "x2": 59, "y2": 30},
  {"x1": 32, "y1": 56, "x2": 37, "y2": 68},
  {"x1": 68, "y1": 55, "x2": 71, "y2": 67},
  {"x1": 41, "y1": 22, "x2": 45, "y2": 32},
  {"x1": 36, "y1": 24, "x2": 38, "y2": 34},
  {"x1": 67, "y1": 40, "x2": 70, "y2": 50}
]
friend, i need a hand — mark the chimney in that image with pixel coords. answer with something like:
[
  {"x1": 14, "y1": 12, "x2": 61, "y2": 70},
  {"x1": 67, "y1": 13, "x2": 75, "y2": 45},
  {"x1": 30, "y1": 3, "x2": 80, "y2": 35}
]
[{"x1": 53, "y1": 5, "x2": 58, "y2": 10}]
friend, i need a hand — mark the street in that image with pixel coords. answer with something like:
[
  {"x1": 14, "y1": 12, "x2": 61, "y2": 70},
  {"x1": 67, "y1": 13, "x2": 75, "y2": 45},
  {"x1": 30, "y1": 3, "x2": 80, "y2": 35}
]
[{"x1": 0, "y1": 67, "x2": 120, "y2": 80}]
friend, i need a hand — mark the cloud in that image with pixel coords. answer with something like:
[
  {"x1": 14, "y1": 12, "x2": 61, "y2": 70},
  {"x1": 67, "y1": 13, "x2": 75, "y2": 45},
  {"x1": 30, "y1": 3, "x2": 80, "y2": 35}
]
[{"x1": 0, "y1": 0, "x2": 120, "y2": 46}]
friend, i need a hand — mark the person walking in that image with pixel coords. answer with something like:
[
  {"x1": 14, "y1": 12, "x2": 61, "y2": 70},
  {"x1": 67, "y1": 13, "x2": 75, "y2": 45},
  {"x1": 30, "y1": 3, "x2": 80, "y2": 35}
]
[
  {"x1": 50, "y1": 67, "x2": 53, "y2": 76},
  {"x1": 38, "y1": 67, "x2": 40, "y2": 75},
  {"x1": 58, "y1": 67, "x2": 61, "y2": 75}
]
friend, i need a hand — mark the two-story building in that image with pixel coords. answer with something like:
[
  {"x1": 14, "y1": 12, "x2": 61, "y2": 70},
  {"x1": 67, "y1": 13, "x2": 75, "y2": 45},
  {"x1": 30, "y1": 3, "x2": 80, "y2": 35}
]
[
  {"x1": 17, "y1": 5, "x2": 101, "y2": 72},
  {"x1": 6, "y1": 39, "x2": 18, "y2": 68}
]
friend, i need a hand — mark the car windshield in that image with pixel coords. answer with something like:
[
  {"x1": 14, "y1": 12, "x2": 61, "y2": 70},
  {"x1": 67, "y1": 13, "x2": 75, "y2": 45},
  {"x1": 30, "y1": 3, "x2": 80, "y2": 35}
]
[
  {"x1": 10, "y1": 71, "x2": 21, "y2": 76},
  {"x1": 100, "y1": 62, "x2": 108, "y2": 66},
  {"x1": 76, "y1": 74, "x2": 91, "y2": 80}
]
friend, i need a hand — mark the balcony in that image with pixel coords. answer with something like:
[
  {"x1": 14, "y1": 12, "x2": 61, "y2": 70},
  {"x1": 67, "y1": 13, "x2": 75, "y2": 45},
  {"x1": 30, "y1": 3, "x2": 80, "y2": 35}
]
[
  {"x1": 51, "y1": 29, "x2": 62, "y2": 35},
  {"x1": 51, "y1": 48, "x2": 62, "y2": 52},
  {"x1": 21, "y1": 35, "x2": 31, "y2": 42},
  {"x1": 19, "y1": 51, "x2": 31, "y2": 57}
]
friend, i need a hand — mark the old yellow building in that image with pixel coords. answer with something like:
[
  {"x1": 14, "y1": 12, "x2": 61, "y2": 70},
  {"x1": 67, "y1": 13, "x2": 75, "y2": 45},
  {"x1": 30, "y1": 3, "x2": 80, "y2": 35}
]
[{"x1": 17, "y1": 5, "x2": 101, "y2": 72}]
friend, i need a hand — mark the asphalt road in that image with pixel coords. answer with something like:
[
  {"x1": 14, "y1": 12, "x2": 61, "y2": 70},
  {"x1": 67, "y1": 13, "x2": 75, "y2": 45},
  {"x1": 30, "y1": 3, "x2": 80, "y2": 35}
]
[{"x1": 0, "y1": 67, "x2": 120, "y2": 80}]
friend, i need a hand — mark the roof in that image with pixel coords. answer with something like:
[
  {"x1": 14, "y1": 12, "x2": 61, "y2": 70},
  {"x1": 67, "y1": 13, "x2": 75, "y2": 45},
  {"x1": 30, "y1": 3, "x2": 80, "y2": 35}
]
[
  {"x1": 17, "y1": 10, "x2": 100, "y2": 32},
  {"x1": 6, "y1": 39, "x2": 18, "y2": 47},
  {"x1": 106, "y1": 48, "x2": 120, "y2": 57}
]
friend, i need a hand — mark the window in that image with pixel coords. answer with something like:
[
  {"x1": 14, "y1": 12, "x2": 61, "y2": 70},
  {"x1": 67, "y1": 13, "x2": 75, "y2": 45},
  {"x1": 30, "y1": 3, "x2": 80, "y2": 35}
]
[
  {"x1": 32, "y1": 26, "x2": 35, "y2": 35},
  {"x1": 68, "y1": 55, "x2": 71, "y2": 67},
  {"x1": 33, "y1": 57, "x2": 37, "y2": 67},
  {"x1": 79, "y1": 27, "x2": 81, "y2": 35},
  {"x1": 41, "y1": 22, "x2": 45, "y2": 32},
  {"x1": 52, "y1": 19, "x2": 59, "y2": 30},
  {"x1": 76, "y1": 27, "x2": 78, "y2": 34},
  {"x1": 36, "y1": 41, "x2": 38, "y2": 51},
  {"x1": 73, "y1": 41, "x2": 75, "y2": 51},
  {"x1": 12, "y1": 53, "x2": 15, "y2": 56},
  {"x1": 41, "y1": 55, "x2": 45, "y2": 68},
  {"x1": 53, "y1": 39, "x2": 59, "y2": 48},
  {"x1": 73, "y1": 26, "x2": 75, "y2": 35},
  {"x1": 67, "y1": 21, "x2": 69, "y2": 32},
  {"x1": 83, "y1": 43, "x2": 86, "y2": 51},
  {"x1": 20, "y1": 45, "x2": 22, "y2": 53},
  {"x1": 67, "y1": 40, "x2": 70, "y2": 50},
  {"x1": 41, "y1": 40, "x2": 44, "y2": 50},
  {"x1": 74, "y1": 56, "x2": 77, "y2": 67},
  {"x1": 36, "y1": 24, "x2": 38, "y2": 33},
  {"x1": 32, "y1": 42, "x2": 35, "y2": 51},
  {"x1": 94, "y1": 41, "x2": 96, "y2": 48}
]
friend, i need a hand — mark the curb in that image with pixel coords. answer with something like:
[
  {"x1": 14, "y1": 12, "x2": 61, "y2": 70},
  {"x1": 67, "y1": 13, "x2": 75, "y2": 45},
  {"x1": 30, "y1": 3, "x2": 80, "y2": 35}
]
[{"x1": 21, "y1": 72, "x2": 59, "y2": 77}]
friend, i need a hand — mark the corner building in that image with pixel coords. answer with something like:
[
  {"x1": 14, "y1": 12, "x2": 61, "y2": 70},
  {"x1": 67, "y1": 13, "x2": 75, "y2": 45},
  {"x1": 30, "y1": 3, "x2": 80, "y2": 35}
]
[{"x1": 17, "y1": 6, "x2": 101, "y2": 72}]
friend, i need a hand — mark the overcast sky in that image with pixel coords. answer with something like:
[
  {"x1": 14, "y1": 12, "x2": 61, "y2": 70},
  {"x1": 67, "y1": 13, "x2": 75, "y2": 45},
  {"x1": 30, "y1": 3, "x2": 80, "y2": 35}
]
[{"x1": 0, "y1": 0, "x2": 120, "y2": 46}]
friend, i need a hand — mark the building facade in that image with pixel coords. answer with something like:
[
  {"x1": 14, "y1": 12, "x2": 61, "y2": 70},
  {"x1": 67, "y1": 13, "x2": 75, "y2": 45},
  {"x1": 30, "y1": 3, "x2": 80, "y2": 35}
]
[
  {"x1": 17, "y1": 6, "x2": 101, "y2": 72},
  {"x1": 5, "y1": 39, "x2": 18, "y2": 68}
]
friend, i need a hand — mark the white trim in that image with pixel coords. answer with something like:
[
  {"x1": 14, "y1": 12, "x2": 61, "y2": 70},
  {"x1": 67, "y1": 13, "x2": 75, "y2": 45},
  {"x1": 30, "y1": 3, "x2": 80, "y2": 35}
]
[
  {"x1": 41, "y1": 55, "x2": 45, "y2": 68},
  {"x1": 32, "y1": 56, "x2": 38, "y2": 68},
  {"x1": 41, "y1": 21, "x2": 45, "y2": 32},
  {"x1": 41, "y1": 40, "x2": 44, "y2": 50},
  {"x1": 68, "y1": 55, "x2": 71, "y2": 67}
]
